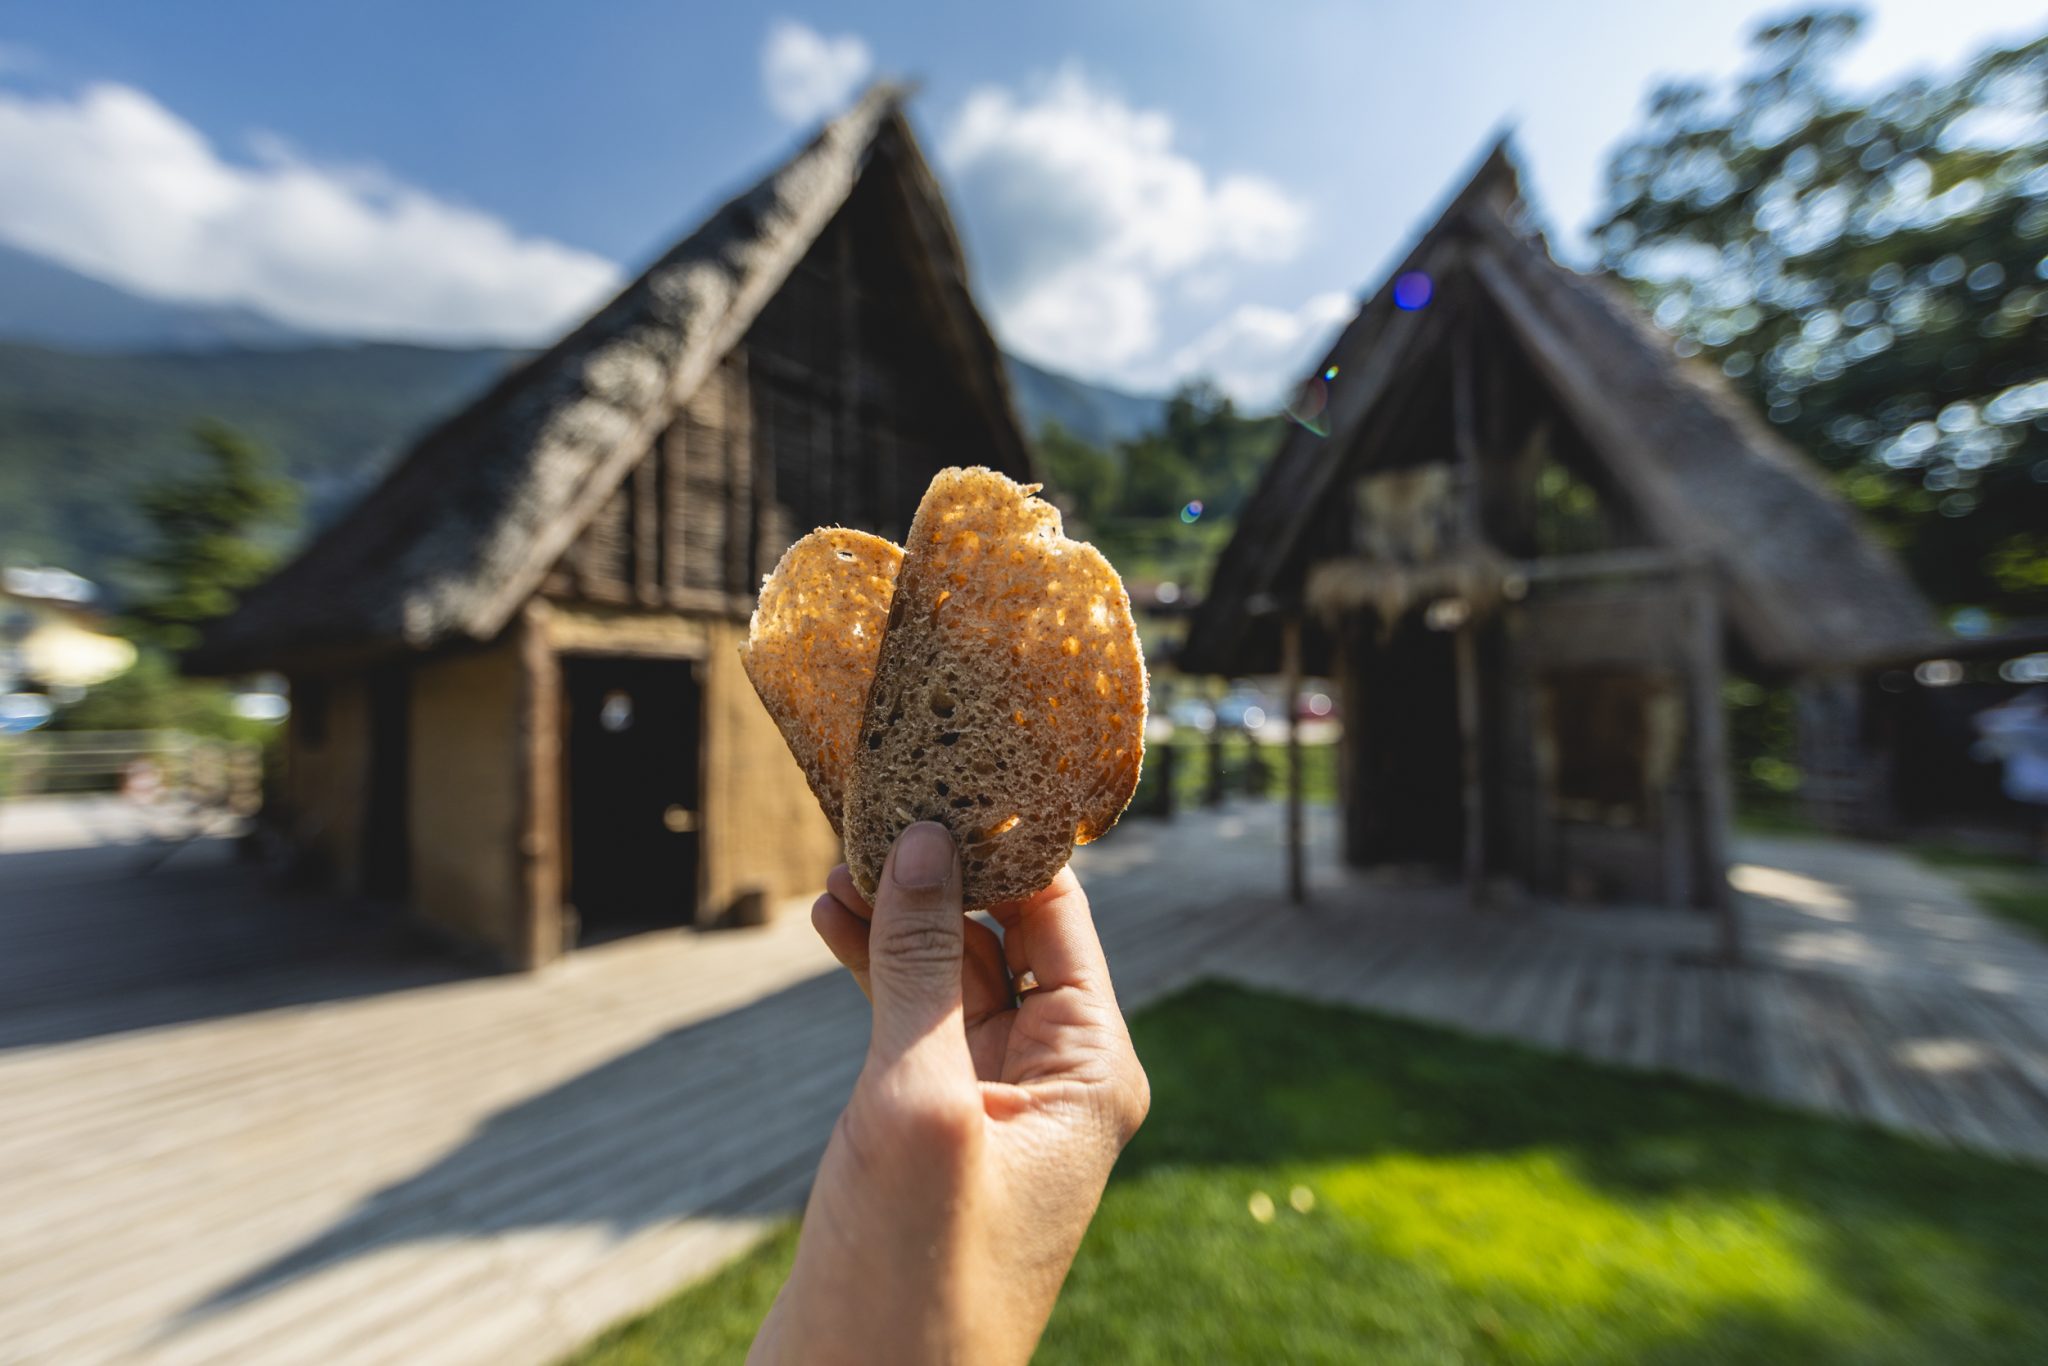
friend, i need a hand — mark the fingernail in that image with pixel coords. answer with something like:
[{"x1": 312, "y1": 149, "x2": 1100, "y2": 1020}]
[{"x1": 891, "y1": 822, "x2": 954, "y2": 890}]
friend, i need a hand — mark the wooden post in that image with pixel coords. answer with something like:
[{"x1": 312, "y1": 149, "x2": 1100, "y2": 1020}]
[
  {"x1": 631, "y1": 453, "x2": 660, "y2": 607},
  {"x1": 1450, "y1": 314, "x2": 1488, "y2": 907},
  {"x1": 1205, "y1": 709, "x2": 1227, "y2": 809},
  {"x1": 1156, "y1": 739, "x2": 1176, "y2": 821},
  {"x1": 1686, "y1": 571, "x2": 1739, "y2": 962},
  {"x1": 1284, "y1": 613, "x2": 1306, "y2": 905},
  {"x1": 516, "y1": 603, "x2": 565, "y2": 970},
  {"x1": 1454, "y1": 624, "x2": 1485, "y2": 906},
  {"x1": 1246, "y1": 733, "x2": 1272, "y2": 796}
]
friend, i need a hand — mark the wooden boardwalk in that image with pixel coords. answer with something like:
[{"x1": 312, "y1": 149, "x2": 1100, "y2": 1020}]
[{"x1": 3, "y1": 802, "x2": 2046, "y2": 1364}]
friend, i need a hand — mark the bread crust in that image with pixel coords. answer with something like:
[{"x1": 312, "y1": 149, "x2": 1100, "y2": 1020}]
[{"x1": 740, "y1": 527, "x2": 904, "y2": 837}]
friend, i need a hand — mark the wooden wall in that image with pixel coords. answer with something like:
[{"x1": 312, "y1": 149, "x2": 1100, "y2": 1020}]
[
  {"x1": 1504, "y1": 574, "x2": 1725, "y2": 908},
  {"x1": 407, "y1": 637, "x2": 528, "y2": 962},
  {"x1": 698, "y1": 617, "x2": 843, "y2": 922},
  {"x1": 281, "y1": 674, "x2": 372, "y2": 892},
  {"x1": 546, "y1": 163, "x2": 1015, "y2": 612}
]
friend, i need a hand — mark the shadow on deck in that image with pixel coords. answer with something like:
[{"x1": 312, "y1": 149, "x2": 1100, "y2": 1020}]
[{"x1": 0, "y1": 817, "x2": 477, "y2": 1049}]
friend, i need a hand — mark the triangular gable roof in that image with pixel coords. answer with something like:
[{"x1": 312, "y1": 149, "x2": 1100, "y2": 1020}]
[
  {"x1": 1182, "y1": 137, "x2": 1942, "y2": 677},
  {"x1": 192, "y1": 85, "x2": 1032, "y2": 673}
]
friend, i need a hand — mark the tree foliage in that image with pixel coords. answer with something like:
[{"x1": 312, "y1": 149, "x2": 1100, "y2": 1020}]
[
  {"x1": 126, "y1": 420, "x2": 298, "y2": 653},
  {"x1": 1035, "y1": 381, "x2": 1282, "y2": 591},
  {"x1": 1595, "y1": 10, "x2": 2048, "y2": 617},
  {"x1": 1037, "y1": 420, "x2": 1121, "y2": 527}
]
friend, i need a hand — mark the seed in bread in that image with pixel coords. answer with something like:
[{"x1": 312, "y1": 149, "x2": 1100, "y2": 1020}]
[
  {"x1": 842, "y1": 467, "x2": 1148, "y2": 908},
  {"x1": 741, "y1": 527, "x2": 903, "y2": 837}
]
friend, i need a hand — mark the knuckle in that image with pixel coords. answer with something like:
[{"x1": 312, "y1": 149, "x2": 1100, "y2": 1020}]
[
  {"x1": 1114, "y1": 1057, "x2": 1151, "y2": 1144},
  {"x1": 881, "y1": 1089, "x2": 980, "y2": 1158},
  {"x1": 872, "y1": 918, "x2": 960, "y2": 970},
  {"x1": 1127, "y1": 1066, "x2": 1152, "y2": 1132}
]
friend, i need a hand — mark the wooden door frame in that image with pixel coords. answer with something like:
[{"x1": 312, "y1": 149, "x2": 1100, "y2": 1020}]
[{"x1": 529, "y1": 607, "x2": 710, "y2": 958}]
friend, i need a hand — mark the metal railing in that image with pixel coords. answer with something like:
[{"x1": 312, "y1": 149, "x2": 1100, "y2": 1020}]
[{"x1": 0, "y1": 730, "x2": 261, "y2": 814}]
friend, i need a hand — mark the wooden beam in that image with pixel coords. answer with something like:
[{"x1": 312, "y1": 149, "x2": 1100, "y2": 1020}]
[
  {"x1": 1685, "y1": 568, "x2": 1739, "y2": 959},
  {"x1": 1451, "y1": 306, "x2": 1484, "y2": 542},
  {"x1": 1454, "y1": 622, "x2": 1485, "y2": 908},
  {"x1": 1451, "y1": 309, "x2": 1488, "y2": 907},
  {"x1": 632, "y1": 452, "x2": 660, "y2": 606},
  {"x1": 1283, "y1": 613, "x2": 1307, "y2": 905},
  {"x1": 515, "y1": 602, "x2": 564, "y2": 970}
]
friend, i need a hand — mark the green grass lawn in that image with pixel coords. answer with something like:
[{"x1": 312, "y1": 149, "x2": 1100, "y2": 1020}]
[
  {"x1": 566, "y1": 984, "x2": 2048, "y2": 1365},
  {"x1": 1127, "y1": 735, "x2": 1338, "y2": 816}
]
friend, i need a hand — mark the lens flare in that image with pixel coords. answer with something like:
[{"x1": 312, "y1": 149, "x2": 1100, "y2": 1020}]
[
  {"x1": 1179, "y1": 500, "x2": 1204, "y2": 524},
  {"x1": 1394, "y1": 271, "x2": 1434, "y2": 310},
  {"x1": 1284, "y1": 376, "x2": 1331, "y2": 436},
  {"x1": 1323, "y1": 364, "x2": 1339, "y2": 380}
]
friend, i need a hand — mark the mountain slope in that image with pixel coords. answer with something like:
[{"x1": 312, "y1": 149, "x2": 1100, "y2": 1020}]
[
  {"x1": 0, "y1": 340, "x2": 1166, "y2": 594},
  {"x1": 1003, "y1": 353, "x2": 1163, "y2": 447},
  {"x1": 0, "y1": 243, "x2": 315, "y2": 352},
  {"x1": 0, "y1": 342, "x2": 523, "y2": 592}
]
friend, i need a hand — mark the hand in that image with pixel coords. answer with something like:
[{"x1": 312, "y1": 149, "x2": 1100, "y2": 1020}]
[{"x1": 749, "y1": 823, "x2": 1150, "y2": 1366}]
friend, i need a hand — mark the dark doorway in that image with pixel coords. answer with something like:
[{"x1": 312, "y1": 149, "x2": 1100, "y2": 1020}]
[
  {"x1": 362, "y1": 665, "x2": 411, "y2": 899},
  {"x1": 561, "y1": 656, "x2": 702, "y2": 943},
  {"x1": 1345, "y1": 617, "x2": 1465, "y2": 871}
]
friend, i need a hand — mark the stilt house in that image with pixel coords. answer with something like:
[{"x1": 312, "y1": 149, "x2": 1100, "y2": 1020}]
[
  {"x1": 190, "y1": 88, "x2": 1036, "y2": 967},
  {"x1": 1181, "y1": 140, "x2": 1941, "y2": 913}
]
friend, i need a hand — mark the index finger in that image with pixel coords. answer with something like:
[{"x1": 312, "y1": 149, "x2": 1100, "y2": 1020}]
[{"x1": 985, "y1": 865, "x2": 1115, "y2": 997}]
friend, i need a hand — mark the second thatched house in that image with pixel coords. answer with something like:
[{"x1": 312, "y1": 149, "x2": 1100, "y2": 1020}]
[
  {"x1": 1182, "y1": 139, "x2": 1941, "y2": 922},
  {"x1": 191, "y1": 87, "x2": 1037, "y2": 968}
]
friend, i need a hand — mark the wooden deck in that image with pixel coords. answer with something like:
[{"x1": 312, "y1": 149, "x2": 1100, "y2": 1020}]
[{"x1": 3, "y1": 801, "x2": 2046, "y2": 1364}]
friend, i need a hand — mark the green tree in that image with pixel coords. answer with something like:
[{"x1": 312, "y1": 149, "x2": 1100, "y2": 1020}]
[
  {"x1": 1594, "y1": 10, "x2": 2048, "y2": 618},
  {"x1": 50, "y1": 648, "x2": 250, "y2": 738},
  {"x1": 126, "y1": 420, "x2": 297, "y2": 652},
  {"x1": 1036, "y1": 420, "x2": 1120, "y2": 527},
  {"x1": 1131, "y1": 381, "x2": 1282, "y2": 521}
]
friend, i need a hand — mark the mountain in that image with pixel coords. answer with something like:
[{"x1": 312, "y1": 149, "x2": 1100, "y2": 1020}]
[
  {"x1": 0, "y1": 247, "x2": 1166, "y2": 593},
  {"x1": 0, "y1": 243, "x2": 315, "y2": 352},
  {"x1": 0, "y1": 341, "x2": 523, "y2": 593},
  {"x1": 1003, "y1": 353, "x2": 1164, "y2": 448}
]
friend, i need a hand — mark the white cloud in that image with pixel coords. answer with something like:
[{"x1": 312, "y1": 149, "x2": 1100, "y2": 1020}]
[
  {"x1": 1160, "y1": 291, "x2": 1354, "y2": 408},
  {"x1": 0, "y1": 81, "x2": 621, "y2": 343},
  {"x1": 940, "y1": 66, "x2": 1308, "y2": 383},
  {"x1": 760, "y1": 20, "x2": 872, "y2": 126}
]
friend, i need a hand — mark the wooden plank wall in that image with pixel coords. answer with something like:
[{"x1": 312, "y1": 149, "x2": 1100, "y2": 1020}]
[{"x1": 544, "y1": 164, "x2": 1017, "y2": 617}]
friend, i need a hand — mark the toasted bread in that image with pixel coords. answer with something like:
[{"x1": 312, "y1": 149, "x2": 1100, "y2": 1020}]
[{"x1": 740, "y1": 527, "x2": 903, "y2": 837}]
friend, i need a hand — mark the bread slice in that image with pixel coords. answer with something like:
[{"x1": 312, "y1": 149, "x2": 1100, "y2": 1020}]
[
  {"x1": 741, "y1": 527, "x2": 904, "y2": 837},
  {"x1": 842, "y1": 467, "x2": 1148, "y2": 908}
]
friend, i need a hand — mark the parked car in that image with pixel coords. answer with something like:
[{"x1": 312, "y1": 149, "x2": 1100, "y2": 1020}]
[
  {"x1": 1216, "y1": 685, "x2": 1272, "y2": 731},
  {"x1": 1166, "y1": 697, "x2": 1216, "y2": 733},
  {"x1": 1295, "y1": 690, "x2": 1335, "y2": 721}
]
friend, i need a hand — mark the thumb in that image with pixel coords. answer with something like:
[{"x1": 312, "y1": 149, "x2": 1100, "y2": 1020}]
[{"x1": 865, "y1": 822, "x2": 968, "y2": 1064}]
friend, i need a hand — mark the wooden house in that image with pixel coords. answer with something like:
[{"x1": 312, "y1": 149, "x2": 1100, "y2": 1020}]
[
  {"x1": 189, "y1": 88, "x2": 1036, "y2": 967},
  {"x1": 1180, "y1": 141, "x2": 1940, "y2": 921}
]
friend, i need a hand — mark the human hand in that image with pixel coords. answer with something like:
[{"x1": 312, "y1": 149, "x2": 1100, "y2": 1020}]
[{"x1": 749, "y1": 822, "x2": 1149, "y2": 1366}]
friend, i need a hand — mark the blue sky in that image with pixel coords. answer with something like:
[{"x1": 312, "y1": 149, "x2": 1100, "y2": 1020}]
[{"x1": 0, "y1": 2, "x2": 2041, "y2": 403}]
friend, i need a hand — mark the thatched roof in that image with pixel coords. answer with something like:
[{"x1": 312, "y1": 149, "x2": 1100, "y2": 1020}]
[
  {"x1": 191, "y1": 85, "x2": 1030, "y2": 674},
  {"x1": 1182, "y1": 138, "x2": 1943, "y2": 679}
]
